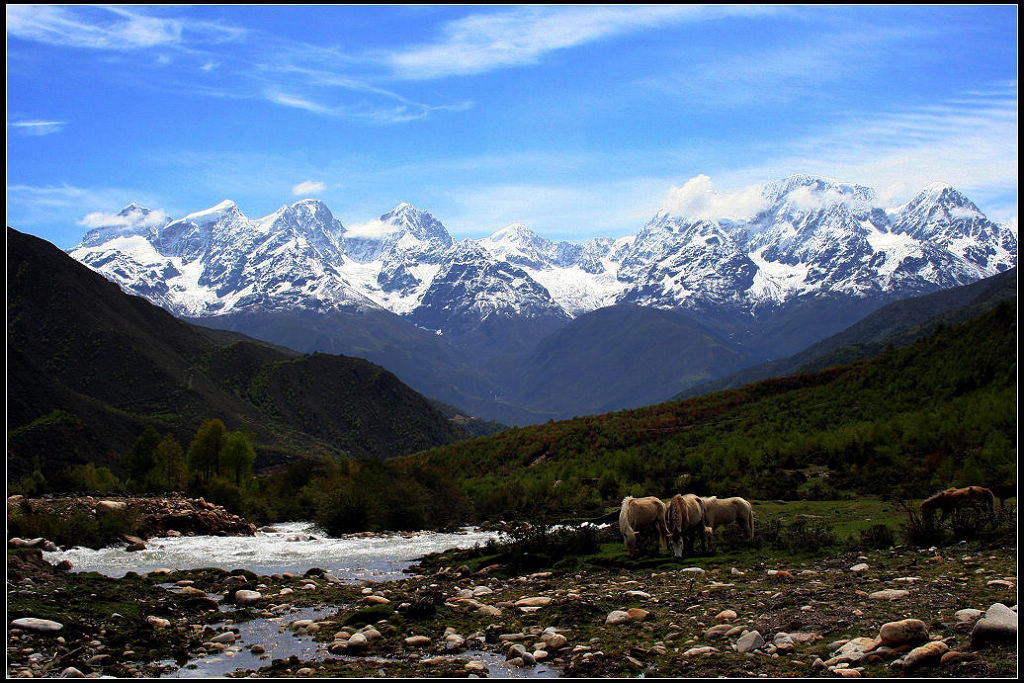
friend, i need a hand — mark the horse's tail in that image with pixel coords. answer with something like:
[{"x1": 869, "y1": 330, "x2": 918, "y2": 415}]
[
  {"x1": 619, "y1": 497, "x2": 636, "y2": 556},
  {"x1": 744, "y1": 501, "x2": 755, "y2": 541}
]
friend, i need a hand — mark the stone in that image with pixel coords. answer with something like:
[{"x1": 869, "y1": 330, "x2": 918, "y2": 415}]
[
  {"x1": 146, "y1": 616, "x2": 171, "y2": 628},
  {"x1": 626, "y1": 608, "x2": 649, "y2": 622},
  {"x1": 900, "y1": 641, "x2": 948, "y2": 670},
  {"x1": 543, "y1": 633, "x2": 568, "y2": 649},
  {"x1": 605, "y1": 610, "x2": 633, "y2": 625},
  {"x1": 869, "y1": 589, "x2": 909, "y2": 600},
  {"x1": 234, "y1": 590, "x2": 262, "y2": 605},
  {"x1": 60, "y1": 667, "x2": 85, "y2": 678},
  {"x1": 514, "y1": 596, "x2": 552, "y2": 607},
  {"x1": 347, "y1": 632, "x2": 368, "y2": 649},
  {"x1": 833, "y1": 669, "x2": 862, "y2": 678},
  {"x1": 954, "y1": 608, "x2": 984, "y2": 625},
  {"x1": 405, "y1": 635, "x2": 432, "y2": 647},
  {"x1": 704, "y1": 624, "x2": 732, "y2": 639},
  {"x1": 879, "y1": 618, "x2": 929, "y2": 647},
  {"x1": 850, "y1": 563, "x2": 869, "y2": 572},
  {"x1": 363, "y1": 595, "x2": 390, "y2": 605},
  {"x1": 714, "y1": 609, "x2": 738, "y2": 622},
  {"x1": 774, "y1": 632, "x2": 795, "y2": 653},
  {"x1": 211, "y1": 631, "x2": 237, "y2": 644},
  {"x1": 10, "y1": 618, "x2": 63, "y2": 633},
  {"x1": 970, "y1": 603, "x2": 1018, "y2": 649},
  {"x1": 735, "y1": 630, "x2": 764, "y2": 653}
]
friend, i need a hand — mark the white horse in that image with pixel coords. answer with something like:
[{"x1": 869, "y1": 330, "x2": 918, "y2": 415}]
[
  {"x1": 700, "y1": 496, "x2": 754, "y2": 546},
  {"x1": 619, "y1": 496, "x2": 668, "y2": 558},
  {"x1": 664, "y1": 493, "x2": 708, "y2": 559}
]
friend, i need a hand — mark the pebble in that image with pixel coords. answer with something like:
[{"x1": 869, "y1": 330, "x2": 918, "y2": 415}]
[
  {"x1": 735, "y1": 630, "x2": 764, "y2": 653},
  {"x1": 868, "y1": 589, "x2": 909, "y2": 600},
  {"x1": 605, "y1": 610, "x2": 633, "y2": 625},
  {"x1": 878, "y1": 618, "x2": 928, "y2": 647},
  {"x1": 9, "y1": 619, "x2": 63, "y2": 633}
]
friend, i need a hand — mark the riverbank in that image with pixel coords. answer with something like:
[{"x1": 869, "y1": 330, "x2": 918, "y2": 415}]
[
  {"x1": 8, "y1": 494, "x2": 257, "y2": 550},
  {"x1": 7, "y1": 533, "x2": 1017, "y2": 678}
]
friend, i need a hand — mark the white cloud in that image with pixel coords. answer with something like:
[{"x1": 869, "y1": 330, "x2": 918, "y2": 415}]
[
  {"x1": 5, "y1": 5, "x2": 245, "y2": 50},
  {"x1": 660, "y1": 175, "x2": 767, "y2": 222},
  {"x1": 79, "y1": 207, "x2": 170, "y2": 230},
  {"x1": 9, "y1": 120, "x2": 66, "y2": 136},
  {"x1": 292, "y1": 180, "x2": 326, "y2": 196},
  {"x1": 387, "y1": 5, "x2": 774, "y2": 79}
]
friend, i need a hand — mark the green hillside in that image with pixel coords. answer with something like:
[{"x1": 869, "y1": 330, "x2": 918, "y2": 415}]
[{"x1": 401, "y1": 298, "x2": 1017, "y2": 522}]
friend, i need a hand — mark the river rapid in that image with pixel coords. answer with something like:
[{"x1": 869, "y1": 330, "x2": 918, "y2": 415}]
[{"x1": 42, "y1": 522, "x2": 498, "y2": 581}]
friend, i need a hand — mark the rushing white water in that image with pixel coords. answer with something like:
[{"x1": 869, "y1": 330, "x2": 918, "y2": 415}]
[{"x1": 41, "y1": 522, "x2": 498, "y2": 581}]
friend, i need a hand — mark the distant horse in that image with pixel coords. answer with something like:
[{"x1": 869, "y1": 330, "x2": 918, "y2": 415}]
[
  {"x1": 700, "y1": 496, "x2": 755, "y2": 547},
  {"x1": 665, "y1": 494, "x2": 708, "y2": 559},
  {"x1": 921, "y1": 486, "x2": 996, "y2": 525},
  {"x1": 619, "y1": 496, "x2": 668, "y2": 558}
]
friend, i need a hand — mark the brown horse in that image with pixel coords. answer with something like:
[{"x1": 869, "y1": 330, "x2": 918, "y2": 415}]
[
  {"x1": 619, "y1": 496, "x2": 668, "y2": 558},
  {"x1": 664, "y1": 494, "x2": 708, "y2": 559},
  {"x1": 700, "y1": 496, "x2": 755, "y2": 548},
  {"x1": 921, "y1": 486, "x2": 996, "y2": 525}
]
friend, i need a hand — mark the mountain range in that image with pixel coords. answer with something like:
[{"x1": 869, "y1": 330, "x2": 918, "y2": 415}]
[
  {"x1": 68, "y1": 175, "x2": 1018, "y2": 424},
  {"x1": 8, "y1": 227, "x2": 467, "y2": 481}
]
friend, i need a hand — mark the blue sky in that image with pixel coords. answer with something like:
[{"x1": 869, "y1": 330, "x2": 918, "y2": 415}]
[{"x1": 6, "y1": 5, "x2": 1018, "y2": 248}]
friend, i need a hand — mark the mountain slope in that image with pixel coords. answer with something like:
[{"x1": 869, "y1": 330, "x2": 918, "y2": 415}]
[
  {"x1": 404, "y1": 297, "x2": 1016, "y2": 519},
  {"x1": 677, "y1": 267, "x2": 1018, "y2": 399},
  {"x1": 7, "y1": 227, "x2": 466, "y2": 480}
]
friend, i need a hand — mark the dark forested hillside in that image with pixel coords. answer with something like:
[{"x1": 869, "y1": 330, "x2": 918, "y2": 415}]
[
  {"x1": 679, "y1": 267, "x2": 1017, "y2": 400},
  {"x1": 402, "y1": 298, "x2": 1017, "y2": 521},
  {"x1": 6, "y1": 227, "x2": 466, "y2": 480}
]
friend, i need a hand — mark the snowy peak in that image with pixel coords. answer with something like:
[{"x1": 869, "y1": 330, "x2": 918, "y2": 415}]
[{"x1": 379, "y1": 202, "x2": 454, "y2": 247}]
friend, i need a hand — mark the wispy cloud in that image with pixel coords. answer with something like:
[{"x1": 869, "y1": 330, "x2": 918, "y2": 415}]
[
  {"x1": 292, "y1": 180, "x2": 326, "y2": 196},
  {"x1": 387, "y1": 5, "x2": 775, "y2": 79},
  {"x1": 5, "y1": 5, "x2": 245, "y2": 50},
  {"x1": 8, "y1": 119, "x2": 66, "y2": 136}
]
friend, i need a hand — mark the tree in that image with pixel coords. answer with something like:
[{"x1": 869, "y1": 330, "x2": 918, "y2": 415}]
[
  {"x1": 126, "y1": 426, "x2": 161, "y2": 489},
  {"x1": 220, "y1": 430, "x2": 256, "y2": 486},
  {"x1": 187, "y1": 419, "x2": 227, "y2": 483},
  {"x1": 153, "y1": 434, "x2": 186, "y2": 491}
]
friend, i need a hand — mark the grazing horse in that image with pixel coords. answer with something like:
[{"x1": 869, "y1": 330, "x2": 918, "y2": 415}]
[
  {"x1": 664, "y1": 494, "x2": 708, "y2": 559},
  {"x1": 619, "y1": 496, "x2": 669, "y2": 558},
  {"x1": 921, "y1": 486, "x2": 996, "y2": 525},
  {"x1": 700, "y1": 496, "x2": 755, "y2": 547}
]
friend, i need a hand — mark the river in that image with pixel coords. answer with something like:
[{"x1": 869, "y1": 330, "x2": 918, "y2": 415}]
[{"x1": 40, "y1": 523, "x2": 562, "y2": 678}]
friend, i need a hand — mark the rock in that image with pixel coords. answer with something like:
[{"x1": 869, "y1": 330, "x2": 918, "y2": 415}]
[
  {"x1": 97, "y1": 500, "x2": 127, "y2": 512},
  {"x1": 879, "y1": 618, "x2": 929, "y2": 647},
  {"x1": 363, "y1": 595, "x2": 390, "y2": 605},
  {"x1": 60, "y1": 667, "x2": 85, "y2": 678},
  {"x1": 478, "y1": 604, "x2": 502, "y2": 617},
  {"x1": 626, "y1": 608, "x2": 649, "y2": 622},
  {"x1": 146, "y1": 616, "x2": 171, "y2": 628},
  {"x1": 234, "y1": 590, "x2": 262, "y2": 605},
  {"x1": 869, "y1": 589, "x2": 909, "y2": 600},
  {"x1": 542, "y1": 633, "x2": 568, "y2": 649},
  {"x1": 940, "y1": 650, "x2": 972, "y2": 666},
  {"x1": 714, "y1": 609, "x2": 738, "y2": 622},
  {"x1": 605, "y1": 610, "x2": 633, "y2": 625},
  {"x1": 347, "y1": 632, "x2": 368, "y2": 649},
  {"x1": 735, "y1": 630, "x2": 765, "y2": 653},
  {"x1": 405, "y1": 635, "x2": 432, "y2": 647},
  {"x1": 970, "y1": 603, "x2": 1018, "y2": 649},
  {"x1": 86, "y1": 654, "x2": 112, "y2": 667},
  {"x1": 464, "y1": 661, "x2": 488, "y2": 673},
  {"x1": 850, "y1": 563, "x2": 869, "y2": 572},
  {"x1": 361, "y1": 626, "x2": 382, "y2": 641},
  {"x1": 955, "y1": 608, "x2": 984, "y2": 625},
  {"x1": 704, "y1": 624, "x2": 732, "y2": 639},
  {"x1": 211, "y1": 631, "x2": 237, "y2": 644},
  {"x1": 986, "y1": 579, "x2": 1015, "y2": 589},
  {"x1": 774, "y1": 632, "x2": 795, "y2": 653},
  {"x1": 472, "y1": 585, "x2": 494, "y2": 597},
  {"x1": 900, "y1": 641, "x2": 948, "y2": 670},
  {"x1": 250, "y1": 644, "x2": 266, "y2": 654},
  {"x1": 833, "y1": 669, "x2": 862, "y2": 678},
  {"x1": 683, "y1": 646, "x2": 719, "y2": 657},
  {"x1": 680, "y1": 567, "x2": 705, "y2": 575},
  {"x1": 514, "y1": 596, "x2": 552, "y2": 607},
  {"x1": 9, "y1": 618, "x2": 63, "y2": 633}
]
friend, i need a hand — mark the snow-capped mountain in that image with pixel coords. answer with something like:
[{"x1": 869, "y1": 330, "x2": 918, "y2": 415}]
[{"x1": 69, "y1": 175, "x2": 1017, "y2": 343}]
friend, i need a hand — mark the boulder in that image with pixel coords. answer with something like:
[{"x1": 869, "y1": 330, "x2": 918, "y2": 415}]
[
  {"x1": 879, "y1": 618, "x2": 929, "y2": 647},
  {"x1": 735, "y1": 630, "x2": 764, "y2": 653},
  {"x1": 899, "y1": 641, "x2": 948, "y2": 670},
  {"x1": 970, "y1": 603, "x2": 1018, "y2": 649}
]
